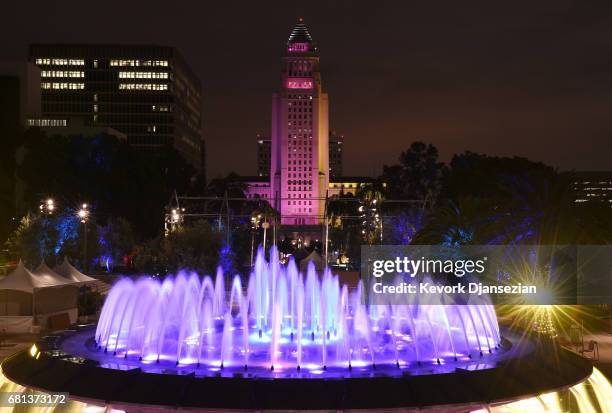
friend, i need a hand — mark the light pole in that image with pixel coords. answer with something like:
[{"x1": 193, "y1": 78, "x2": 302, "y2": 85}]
[
  {"x1": 39, "y1": 198, "x2": 55, "y2": 215},
  {"x1": 77, "y1": 204, "x2": 89, "y2": 272},
  {"x1": 262, "y1": 218, "x2": 270, "y2": 252},
  {"x1": 250, "y1": 213, "x2": 262, "y2": 267}
]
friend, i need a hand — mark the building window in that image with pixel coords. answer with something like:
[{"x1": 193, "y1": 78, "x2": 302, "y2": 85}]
[
  {"x1": 41, "y1": 82, "x2": 85, "y2": 90},
  {"x1": 35, "y1": 58, "x2": 84, "y2": 66},
  {"x1": 27, "y1": 118, "x2": 67, "y2": 127},
  {"x1": 118, "y1": 83, "x2": 168, "y2": 91},
  {"x1": 110, "y1": 59, "x2": 169, "y2": 67},
  {"x1": 40, "y1": 70, "x2": 84, "y2": 78},
  {"x1": 119, "y1": 71, "x2": 169, "y2": 79}
]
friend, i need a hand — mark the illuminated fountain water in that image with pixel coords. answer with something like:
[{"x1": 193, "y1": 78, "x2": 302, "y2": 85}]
[{"x1": 95, "y1": 246, "x2": 500, "y2": 372}]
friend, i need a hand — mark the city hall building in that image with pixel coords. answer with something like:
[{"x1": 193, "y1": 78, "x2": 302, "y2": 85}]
[{"x1": 244, "y1": 20, "x2": 370, "y2": 238}]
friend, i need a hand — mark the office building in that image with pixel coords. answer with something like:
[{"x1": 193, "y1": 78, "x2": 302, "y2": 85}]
[
  {"x1": 0, "y1": 62, "x2": 41, "y2": 128},
  {"x1": 256, "y1": 135, "x2": 271, "y2": 177},
  {"x1": 329, "y1": 131, "x2": 343, "y2": 178},
  {"x1": 29, "y1": 44, "x2": 204, "y2": 171}
]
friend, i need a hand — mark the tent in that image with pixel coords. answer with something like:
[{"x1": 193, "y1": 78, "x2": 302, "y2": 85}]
[
  {"x1": 0, "y1": 261, "x2": 79, "y2": 333},
  {"x1": 33, "y1": 262, "x2": 78, "y2": 288},
  {"x1": 299, "y1": 250, "x2": 325, "y2": 274},
  {"x1": 55, "y1": 257, "x2": 97, "y2": 284}
]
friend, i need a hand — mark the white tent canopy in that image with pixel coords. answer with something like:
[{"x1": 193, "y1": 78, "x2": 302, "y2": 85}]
[
  {"x1": 55, "y1": 257, "x2": 97, "y2": 284},
  {"x1": 0, "y1": 260, "x2": 79, "y2": 332},
  {"x1": 0, "y1": 260, "x2": 72, "y2": 293},
  {"x1": 299, "y1": 250, "x2": 325, "y2": 273},
  {"x1": 33, "y1": 261, "x2": 78, "y2": 288}
]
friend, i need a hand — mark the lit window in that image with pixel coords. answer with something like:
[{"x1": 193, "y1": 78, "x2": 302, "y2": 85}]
[
  {"x1": 118, "y1": 71, "x2": 169, "y2": 79},
  {"x1": 118, "y1": 83, "x2": 168, "y2": 91},
  {"x1": 27, "y1": 118, "x2": 67, "y2": 127},
  {"x1": 35, "y1": 58, "x2": 84, "y2": 66},
  {"x1": 110, "y1": 59, "x2": 168, "y2": 67},
  {"x1": 41, "y1": 82, "x2": 85, "y2": 90},
  {"x1": 40, "y1": 70, "x2": 84, "y2": 78}
]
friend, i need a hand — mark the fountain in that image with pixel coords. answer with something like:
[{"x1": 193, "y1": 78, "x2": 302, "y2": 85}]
[
  {"x1": 1, "y1": 246, "x2": 609, "y2": 412},
  {"x1": 94, "y1": 246, "x2": 500, "y2": 373}
]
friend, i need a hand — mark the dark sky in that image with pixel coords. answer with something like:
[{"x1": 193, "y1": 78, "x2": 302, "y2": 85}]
[{"x1": 2, "y1": 1, "x2": 612, "y2": 178}]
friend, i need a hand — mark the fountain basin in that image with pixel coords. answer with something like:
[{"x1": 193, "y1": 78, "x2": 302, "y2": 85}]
[{"x1": 1, "y1": 327, "x2": 593, "y2": 411}]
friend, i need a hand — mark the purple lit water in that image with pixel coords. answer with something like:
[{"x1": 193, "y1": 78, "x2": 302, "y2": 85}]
[{"x1": 95, "y1": 247, "x2": 500, "y2": 373}]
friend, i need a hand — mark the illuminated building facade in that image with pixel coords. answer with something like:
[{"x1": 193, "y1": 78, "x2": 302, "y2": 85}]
[
  {"x1": 245, "y1": 20, "x2": 373, "y2": 236},
  {"x1": 29, "y1": 44, "x2": 204, "y2": 171},
  {"x1": 271, "y1": 19, "x2": 329, "y2": 225},
  {"x1": 257, "y1": 130, "x2": 343, "y2": 180}
]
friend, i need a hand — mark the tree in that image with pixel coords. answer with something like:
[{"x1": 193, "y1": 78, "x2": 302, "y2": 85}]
[
  {"x1": 382, "y1": 142, "x2": 446, "y2": 201},
  {"x1": 5, "y1": 214, "x2": 49, "y2": 267},
  {"x1": 499, "y1": 170, "x2": 612, "y2": 245},
  {"x1": 383, "y1": 209, "x2": 424, "y2": 245},
  {"x1": 0, "y1": 83, "x2": 28, "y2": 245},
  {"x1": 5, "y1": 211, "x2": 82, "y2": 267},
  {"x1": 357, "y1": 182, "x2": 385, "y2": 245},
  {"x1": 414, "y1": 164, "x2": 612, "y2": 247},
  {"x1": 441, "y1": 151, "x2": 554, "y2": 201},
  {"x1": 251, "y1": 202, "x2": 278, "y2": 251},
  {"x1": 96, "y1": 217, "x2": 135, "y2": 272},
  {"x1": 133, "y1": 237, "x2": 168, "y2": 275},
  {"x1": 325, "y1": 194, "x2": 362, "y2": 267},
  {"x1": 16, "y1": 132, "x2": 199, "y2": 239},
  {"x1": 162, "y1": 220, "x2": 222, "y2": 274},
  {"x1": 411, "y1": 197, "x2": 506, "y2": 246}
]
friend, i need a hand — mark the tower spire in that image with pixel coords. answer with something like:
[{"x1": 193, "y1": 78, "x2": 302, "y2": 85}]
[{"x1": 287, "y1": 18, "x2": 316, "y2": 52}]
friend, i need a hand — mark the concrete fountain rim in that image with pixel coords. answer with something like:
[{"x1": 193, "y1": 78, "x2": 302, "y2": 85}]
[{"x1": 1, "y1": 326, "x2": 593, "y2": 410}]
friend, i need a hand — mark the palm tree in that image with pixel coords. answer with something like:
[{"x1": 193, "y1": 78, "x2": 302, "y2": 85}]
[
  {"x1": 251, "y1": 202, "x2": 278, "y2": 252},
  {"x1": 411, "y1": 197, "x2": 507, "y2": 246},
  {"x1": 357, "y1": 181, "x2": 386, "y2": 245}
]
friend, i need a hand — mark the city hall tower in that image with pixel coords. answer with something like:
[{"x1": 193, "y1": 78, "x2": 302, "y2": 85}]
[{"x1": 270, "y1": 19, "x2": 329, "y2": 225}]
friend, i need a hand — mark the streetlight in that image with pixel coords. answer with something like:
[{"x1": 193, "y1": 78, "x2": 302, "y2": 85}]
[
  {"x1": 262, "y1": 217, "x2": 270, "y2": 252},
  {"x1": 77, "y1": 204, "x2": 89, "y2": 271},
  {"x1": 164, "y1": 207, "x2": 184, "y2": 235},
  {"x1": 40, "y1": 198, "x2": 55, "y2": 215},
  {"x1": 78, "y1": 203, "x2": 89, "y2": 223},
  {"x1": 171, "y1": 209, "x2": 180, "y2": 223}
]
